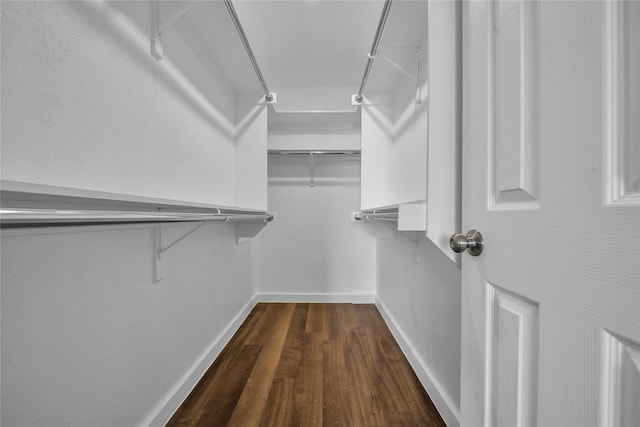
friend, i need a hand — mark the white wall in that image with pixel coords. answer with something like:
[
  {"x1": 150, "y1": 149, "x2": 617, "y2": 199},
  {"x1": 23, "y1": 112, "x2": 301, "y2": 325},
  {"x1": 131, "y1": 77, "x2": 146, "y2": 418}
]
[
  {"x1": 1, "y1": 223, "x2": 255, "y2": 426},
  {"x1": 376, "y1": 232, "x2": 461, "y2": 427},
  {"x1": 1, "y1": 2, "x2": 260, "y2": 426},
  {"x1": 258, "y1": 110, "x2": 375, "y2": 300},
  {"x1": 268, "y1": 108, "x2": 361, "y2": 152},
  {"x1": 360, "y1": 93, "x2": 396, "y2": 209},
  {"x1": 269, "y1": 133, "x2": 360, "y2": 152},
  {"x1": 253, "y1": 184, "x2": 376, "y2": 301},
  {"x1": 236, "y1": 94, "x2": 268, "y2": 210},
  {"x1": 1, "y1": 1, "x2": 237, "y2": 206},
  {"x1": 391, "y1": 48, "x2": 429, "y2": 203},
  {"x1": 270, "y1": 86, "x2": 358, "y2": 113}
]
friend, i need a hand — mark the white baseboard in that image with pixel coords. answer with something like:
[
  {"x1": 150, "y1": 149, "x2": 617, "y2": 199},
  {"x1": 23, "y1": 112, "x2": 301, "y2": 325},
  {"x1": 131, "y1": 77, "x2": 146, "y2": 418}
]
[
  {"x1": 142, "y1": 295, "x2": 259, "y2": 427},
  {"x1": 256, "y1": 293, "x2": 376, "y2": 304},
  {"x1": 375, "y1": 297, "x2": 460, "y2": 427}
]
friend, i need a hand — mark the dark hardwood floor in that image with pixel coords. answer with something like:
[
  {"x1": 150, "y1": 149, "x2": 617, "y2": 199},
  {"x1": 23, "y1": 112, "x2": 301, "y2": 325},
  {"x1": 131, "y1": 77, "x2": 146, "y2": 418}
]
[{"x1": 167, "y1": 303, "x2": 446, "y2": 426}]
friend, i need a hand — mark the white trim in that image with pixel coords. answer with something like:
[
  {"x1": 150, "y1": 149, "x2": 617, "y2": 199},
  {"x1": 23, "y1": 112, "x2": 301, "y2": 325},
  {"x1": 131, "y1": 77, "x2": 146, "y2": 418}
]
[
  {"x1": 141, "y1": 295, "x2": 259, "y2": 427},
  {"x1": 483, "y1": 283, "x2": 496, "y2": 427},
  {"x1": 0, "y1": 180, "x2": 263, "y2": 212},
  {"x1": 256, "y1": 293, "x2": 376, "y2": 304},
  {"x1": 376, "y1": 297, "x2": 460, "y2": 427}
]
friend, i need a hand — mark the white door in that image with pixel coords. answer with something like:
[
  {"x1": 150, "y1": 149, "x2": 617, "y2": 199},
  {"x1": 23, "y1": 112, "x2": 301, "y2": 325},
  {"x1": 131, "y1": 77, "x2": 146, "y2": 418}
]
[{"x1": 460, "y1": 1, "x2": 640, "y2": 426}]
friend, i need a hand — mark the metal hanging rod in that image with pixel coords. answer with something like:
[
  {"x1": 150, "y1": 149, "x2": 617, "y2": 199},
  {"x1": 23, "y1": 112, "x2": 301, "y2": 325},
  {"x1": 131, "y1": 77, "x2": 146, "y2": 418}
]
[
  {"x1": 269, "y1": 150, "x2": 361, "y2": 155},
  {"x1": 0, "y1": 208, "x2": 273, "y2": 228},
  {"x1": 224, "y1": 0, "x2": 275, "y2": 103},
  {"x1": 354, "y1": 0, "x2": 394, "y2": 104},
  {"x1": 354, "y1": 210, "x2": 398, "y2": 222}
]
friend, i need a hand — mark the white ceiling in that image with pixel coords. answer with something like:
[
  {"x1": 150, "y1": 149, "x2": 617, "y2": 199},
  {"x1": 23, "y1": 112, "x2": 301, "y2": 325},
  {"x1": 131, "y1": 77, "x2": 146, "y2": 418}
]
[
  {"x1": 232, "y1": 0, "x2": 385, "y2": 89},
  {"x1": 167, "y1": 0, "x2": 428, "y2": 97}
]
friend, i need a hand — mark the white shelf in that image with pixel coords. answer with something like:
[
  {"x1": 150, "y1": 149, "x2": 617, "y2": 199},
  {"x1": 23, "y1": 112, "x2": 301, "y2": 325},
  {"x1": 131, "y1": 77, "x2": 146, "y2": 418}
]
[
  {"x1": 1, "y1": 180, "x2": 273, "y2": 229},
  {"x1": 0, "y1": 180, "x2": 265, "y2": 212}
]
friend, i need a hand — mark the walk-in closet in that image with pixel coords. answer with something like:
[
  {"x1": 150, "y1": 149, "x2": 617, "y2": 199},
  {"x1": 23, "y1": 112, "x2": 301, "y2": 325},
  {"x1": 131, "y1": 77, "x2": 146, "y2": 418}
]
[{"x1": 2, "y1": 1, "x2": 638, "y2": 426}]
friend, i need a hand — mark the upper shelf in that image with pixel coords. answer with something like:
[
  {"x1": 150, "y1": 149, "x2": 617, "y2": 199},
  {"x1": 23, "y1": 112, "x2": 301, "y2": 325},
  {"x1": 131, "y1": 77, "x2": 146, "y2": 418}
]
[
  {"x1": 0, "y1": 181, "x2": 264, "y2": 212},
  {"x1": 267, "y1": 107, "x2": 361, "y2": 152},
  {"x1": 364, "y1": 0, "x2": 429, "y2": 95},
  {"x1": 268, "y1": 109, "x2": 360, "y2": 130},
  {"x1": 267, "y1": 151, "x2": 361, "y2": 187},
  {"x1": 149, "y1": 0, "x2": 265, "y2": 96}
]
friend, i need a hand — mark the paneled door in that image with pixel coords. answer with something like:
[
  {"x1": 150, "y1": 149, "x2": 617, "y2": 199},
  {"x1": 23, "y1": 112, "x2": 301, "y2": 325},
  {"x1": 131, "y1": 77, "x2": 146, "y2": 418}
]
[{"x1": 460, "y1": 1, "x2": 639, "y2": 426}]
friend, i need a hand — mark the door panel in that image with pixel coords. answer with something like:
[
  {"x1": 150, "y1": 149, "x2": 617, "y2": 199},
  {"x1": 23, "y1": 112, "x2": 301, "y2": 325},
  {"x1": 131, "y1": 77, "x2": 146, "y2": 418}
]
[
  {"x1": 461, "y1": 1, "x2": 640, "y2": 426},
  {"x1": 601, "y1": 331, "x2": 640, "y2": 426},
  {"x1": 609, "y1": 0, "x2": 640, "y2": 204},
  {"x1": 537, "y1": 307, "x2": 601, "y2": 426},
  {"x1": 486, "y1": 209, "x2": 639, "y2": 337},
  {"x1": 491, "y1": 0, "x2": 539, "y2": 208},
  {"x1": 486, "y1": 285, "x2": 539, "y2": 427},
  {"x1": 538, "y1": 1, "x2": 607, "y2": 209}
]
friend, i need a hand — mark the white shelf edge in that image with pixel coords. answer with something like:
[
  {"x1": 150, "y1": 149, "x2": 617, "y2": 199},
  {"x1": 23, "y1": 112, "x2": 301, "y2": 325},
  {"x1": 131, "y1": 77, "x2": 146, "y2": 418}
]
[{"x1": 1, "y1": 180, "x2": 266, "y2": 213}]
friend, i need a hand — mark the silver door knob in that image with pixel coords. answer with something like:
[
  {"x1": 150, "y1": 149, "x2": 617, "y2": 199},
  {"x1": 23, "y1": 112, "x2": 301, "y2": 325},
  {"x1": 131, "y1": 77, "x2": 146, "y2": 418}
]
[{"x1": 449, "y1": 230, "x2": 484, "y2": 256}]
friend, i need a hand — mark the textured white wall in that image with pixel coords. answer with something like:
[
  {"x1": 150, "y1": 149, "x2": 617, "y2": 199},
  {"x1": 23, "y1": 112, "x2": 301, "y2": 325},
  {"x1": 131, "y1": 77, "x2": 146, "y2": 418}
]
[
  {"x1": 0, "y1": 1, "x2": 237, "y2": 205},
  {"x1": 268, "y1": 133, "x2": 361, "y2": 151},
  {"x1": 0, "y1": 2, "x2": 258, "y2": 426},
  {"x1": 253, "y1": 184, "x2": 376, "y2": 300},
  {"x1": 1, "y1": 224, "x2": 254, "y2": 426},
  {"x1": 390, "y1": 49, "x2": 429, "y2": 203},
  {"x1": 376, "y1": 232, "x2": 461, "y2": 426},
  {"x1": 360, "y1": 93, "x2": 396, "y2": 209},
  {"x1": 270, "y1": 87, "x2": 359, "y2": 113},
  {"x1": 235, "y1": 94, "x2": 268, "y2": 210}
]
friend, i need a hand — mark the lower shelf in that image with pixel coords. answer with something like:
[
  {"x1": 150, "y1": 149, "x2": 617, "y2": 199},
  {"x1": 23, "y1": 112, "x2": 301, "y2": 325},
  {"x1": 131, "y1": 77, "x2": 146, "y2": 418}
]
[
  {"x1": 354, "y1": 201, "x2": 426, "y2": 232},
  {"x1": 1, "y1": 180, "x2": 273, "y2": 228}
]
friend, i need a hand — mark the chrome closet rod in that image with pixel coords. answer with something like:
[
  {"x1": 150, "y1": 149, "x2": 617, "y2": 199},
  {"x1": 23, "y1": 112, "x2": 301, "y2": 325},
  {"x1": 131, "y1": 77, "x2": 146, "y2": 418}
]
[
  {"x1": 224, "y1": 0, "x2": 273, "y2": 102},
  {"x1": 270, "y1": 150, "x2": 361, "y2": 155},
  {"x1": 354, "y1": 211, "x2": 398, "y2": 222},
  {"x1": 0, "y1": 208, "x2": 274, "y2": 228},
  {"x1": 355, "y1": 0, "x2": 393, "y2": 103}
]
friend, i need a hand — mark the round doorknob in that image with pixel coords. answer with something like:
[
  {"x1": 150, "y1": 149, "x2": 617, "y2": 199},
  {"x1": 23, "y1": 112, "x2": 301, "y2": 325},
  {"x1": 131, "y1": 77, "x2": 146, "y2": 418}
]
[{"x1": 449, "y1": 230, "x2": 484, "y2": 256}]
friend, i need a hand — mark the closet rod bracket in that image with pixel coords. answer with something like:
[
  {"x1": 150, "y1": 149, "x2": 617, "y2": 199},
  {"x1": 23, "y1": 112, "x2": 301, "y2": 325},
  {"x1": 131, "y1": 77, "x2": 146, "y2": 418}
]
[
  {"x1": 376, "y1": 49, "x2": 419, "y2": 83},
  {"x1": 151, "y1": 1, "x2": 199, "y2": 61},
  {"x1": 156, "y1": 221, "x2": 208, "y2": 261},
  {"x1": 154, "y1": 221, "x2": 207, "y2": 283}
]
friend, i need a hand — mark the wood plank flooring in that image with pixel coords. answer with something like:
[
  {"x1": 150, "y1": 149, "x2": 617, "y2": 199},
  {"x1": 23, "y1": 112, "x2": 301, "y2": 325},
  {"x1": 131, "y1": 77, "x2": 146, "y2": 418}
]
[{"x1": 167, "y1": 303, "x2": 445, "y2": 427}]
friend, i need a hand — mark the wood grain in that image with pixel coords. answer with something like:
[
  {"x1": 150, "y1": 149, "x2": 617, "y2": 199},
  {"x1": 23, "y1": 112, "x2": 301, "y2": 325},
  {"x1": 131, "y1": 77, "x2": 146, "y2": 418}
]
[{"x1": 167, "y1": 303, "x2": 445, "y2": 426}]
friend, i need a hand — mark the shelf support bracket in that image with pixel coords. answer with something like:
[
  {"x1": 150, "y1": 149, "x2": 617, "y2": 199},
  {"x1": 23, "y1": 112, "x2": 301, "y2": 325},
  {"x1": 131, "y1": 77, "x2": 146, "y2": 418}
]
[
  {"x1": 158, "y1": 222, "x2": 206, "y2": 258},
  {"x1": 151, "y1": 0, "x2": 199, "y2": 61},
  {"x1": 377, "y1": 47, "x2": 425, "y2": 105},
  {"x1": 377, "y1": 48, "x2": 419, "y2": 83},
  {"x1": 153, "y1": 220, "x2": 209, "y2": 283},
  {"x1": 309, "y1": 151, "x2": 316, "y2": 188}
]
